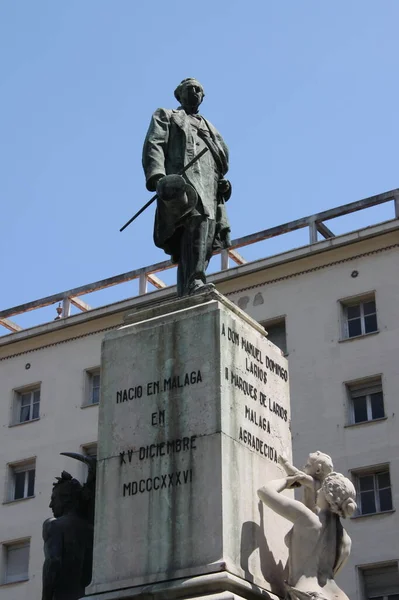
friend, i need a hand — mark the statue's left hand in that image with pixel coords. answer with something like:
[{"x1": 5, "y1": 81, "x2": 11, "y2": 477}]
[{"x1": 218, "y1": 179, "x2": 231, "y2": 199}]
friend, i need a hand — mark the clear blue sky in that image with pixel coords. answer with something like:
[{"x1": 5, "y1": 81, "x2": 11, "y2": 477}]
[{"x1": 1, "y1": 1, "x2": 398, "y2": 327}]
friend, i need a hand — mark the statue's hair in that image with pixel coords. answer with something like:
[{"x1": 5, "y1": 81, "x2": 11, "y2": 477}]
[
  {"x1": 174, "y1": 78, "x2": 205, "y2": 102},
  {"x1": 308, "y1": 451, "x2": 334, "y2": 478},
  {"x1": 322, "y1": 472, "x2": 357, "y2": 518},
  {"x1": 52, "y1": 471, "x2": 83, "y2": 509}
]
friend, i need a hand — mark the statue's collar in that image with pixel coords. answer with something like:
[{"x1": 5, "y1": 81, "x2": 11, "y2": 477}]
[{"x1": 174, "y1": 107, "x2": 202, "y2": 117}]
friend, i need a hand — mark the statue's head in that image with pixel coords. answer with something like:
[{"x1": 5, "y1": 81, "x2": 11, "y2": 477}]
[
  {"x1": 174, "y1": 78, "x2": 204, "y2": 113},
  {"x1": 304, "y1": 451, "x2": 334, "y2": 480},
  {"x1": 50, "y1": 471, "x2": 83, "y2": 517},
  {"x1": 319, "y1": 472, "x2": 357, "y2": 518}
]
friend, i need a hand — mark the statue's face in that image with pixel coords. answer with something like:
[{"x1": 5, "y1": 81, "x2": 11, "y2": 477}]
[
  {"x1": 49, "y1": 490, "x2": 64, "y2": 517},
  {"x1": 303, "y1": 454, "x2": 318, "y2": 476},
  {"x1": 179, "y1": 82, "x2": 204, "y2": 111}
]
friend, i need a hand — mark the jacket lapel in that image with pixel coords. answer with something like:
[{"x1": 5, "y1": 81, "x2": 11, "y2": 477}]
[{"x1": 171, "y1": 109, "x2": 190, "y2": 138}]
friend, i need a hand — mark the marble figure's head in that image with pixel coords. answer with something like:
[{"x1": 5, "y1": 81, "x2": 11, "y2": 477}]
[
  {"x1": 304, "y1": 451, "x2": 333, "y2": 480},
  {"x1": 320, "y1": 472, "x2": 357, "y2": 518},
  {"x1": 50, "y1": 471, "x2": 83, "y2": 517}
]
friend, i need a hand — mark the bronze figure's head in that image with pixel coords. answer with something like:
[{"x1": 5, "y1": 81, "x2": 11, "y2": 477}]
[
  {"x1": 49, "y1": 471, "x2": 83, "y2": 517},
  {"x1": 174, "y1": 78, "x2": 205, "y2": 113}
]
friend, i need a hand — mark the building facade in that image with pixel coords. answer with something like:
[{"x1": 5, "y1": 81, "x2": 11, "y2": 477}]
[{"x1": 1, "y1": 191, "x2": 399, "y2": 599}]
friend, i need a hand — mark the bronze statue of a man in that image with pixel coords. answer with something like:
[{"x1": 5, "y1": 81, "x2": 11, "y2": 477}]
[
  {"x1": 42, "y1": 471, "x2": 94, "y2": 600},
  {"x1": 142, "y1": 78, "x2": 232, "y2": 296}
]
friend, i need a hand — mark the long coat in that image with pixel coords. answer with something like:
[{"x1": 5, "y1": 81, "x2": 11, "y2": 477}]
[{"x1": 142, "y1": 107, "x2": 231, "y2": 260}]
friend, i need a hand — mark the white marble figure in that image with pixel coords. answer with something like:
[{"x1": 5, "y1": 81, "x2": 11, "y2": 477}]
[
  {"x1": 279, "y1": 451, "x2": 334, "y2": 513},
  {"x1": 258, "y1": 459, "x2": 357, "y2": 600}
]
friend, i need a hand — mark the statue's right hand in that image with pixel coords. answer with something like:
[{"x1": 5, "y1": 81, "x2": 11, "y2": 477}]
[
  {"x1": 147, "y1": 173, "x2": 165, "y2": 192},
  {"x1": 286, "y1": 472, "x2": 308, "y2": 488},
  {"x1": 287, "y1": 471, "x2": 314, "y2": 488}
]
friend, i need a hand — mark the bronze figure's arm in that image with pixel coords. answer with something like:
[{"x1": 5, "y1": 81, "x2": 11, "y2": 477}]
[
  {"x1": 142, "y1": 108, "x2": 170, "y2": 191},
  {"x1": 42, "y1": 519, "x2": 62, "y2": 600}
]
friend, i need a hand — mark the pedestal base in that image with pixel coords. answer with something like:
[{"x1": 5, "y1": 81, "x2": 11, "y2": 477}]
[
  {"x1": 86, "y1": 290, "x2": 290, "y2": 599},
  {"x1": 85, "y1": 570, "x2": 279, "y2": 600}
]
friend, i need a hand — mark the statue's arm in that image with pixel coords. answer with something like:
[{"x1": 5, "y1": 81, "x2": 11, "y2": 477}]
[
  {"x1": 142, "y1": 108, "x2": 170, "y2": 191},
  {"x1": 278, "y1": 455, "x2": 300, "y2": 476},
  {"x1": 278, "y1": 456, "x2": 314, "y2": 487},
  {"x1": 42, "y1": 519, "x2": 62, "y2": 600},
  {"x1": 257, "y1": 477, "x2": 314, "y2": 524},
  {"x1": 334, "y1": 529, "x2": 352, "y2": 576}
]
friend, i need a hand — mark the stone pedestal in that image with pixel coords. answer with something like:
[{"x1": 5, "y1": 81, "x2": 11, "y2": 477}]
[{"x1": 85, "y1": 290, "x2": 292, "y2": 600}]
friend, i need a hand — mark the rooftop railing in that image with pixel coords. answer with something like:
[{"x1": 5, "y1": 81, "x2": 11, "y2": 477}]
[{"x1": 1, "y1": 189, "x2": 398, "y2": 335}]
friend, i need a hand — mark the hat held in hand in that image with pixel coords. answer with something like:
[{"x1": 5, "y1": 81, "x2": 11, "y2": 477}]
[{"x1": 156, "y1": 174, "x2": 197, "y2": 220}]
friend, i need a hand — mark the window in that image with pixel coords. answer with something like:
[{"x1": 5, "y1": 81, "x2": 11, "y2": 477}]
[
  {"x1": 342, "y1": 294, "x2": 378, "y2": 338},
  {"x1": 85, "y1": 369, "x2": 100, "y2": 405},
  {"x1": 262, "y1": 317, "x2": 287, "y2": 355},
  {"x1": 13, "y1": 386, "x2": 40, "y2": 424},
  {"x1": 360, "y1": 563, "x2": 399, "y2": 600},
  {"x1": 80, "y1": 443, "x2": 97, "y2": 480},
  {"x1": 354, "y1": 466, "x2": 393, "y2": 515},
  {"x1": 2, "y1": 540, "x2": 30, "y2": 584},
  {"x1": 347, "y1": 376, "x2": 385, "y2": 424},
  {"x1": 82, "y1": 443, "x2": 97, "y2": 459},
  {"x1": 8, "y1": 461, "x2": 35, "y2": 502}
]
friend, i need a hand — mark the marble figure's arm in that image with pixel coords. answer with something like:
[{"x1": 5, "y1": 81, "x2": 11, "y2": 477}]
[
  {"x1": 278, "y1": 456, "x2": 314, "y2": 488},
  {"x1": 333, "y1": 528, "x2": 352, "y2": 576},
  {"x1": 257, "y1": 476, "x2": 313, "y2": 523}
]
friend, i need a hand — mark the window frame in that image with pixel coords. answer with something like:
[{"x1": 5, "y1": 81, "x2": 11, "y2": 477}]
[
  {"x1": 261, "y1": 316, "x2": 288, "y2": 356},
  {"x1": 345, "y1": 375, "x2": 385, "y2": 425},
  {"x1": 11, "y1": 384, "x2": 41, "y2": 426},
  {"x1": 80, "y1": 443, "x2": 97, "y2": 482},
  {"x1": 81, "y1": 442, "x2": 97, "y2": 459},
  {"x1": 7, "y1": 459, "x2": 36, "y2": 503},
  {"x1": 83, "y1": 368, "x2": 101, "y2": 407},
  {"x1": 340, "y1": 292, "x2": 378, "y2": 340},
  {"x1": 358, "y1": 561, "x2": 399, "y2": 600},
  {"x1": 352, "y1": 464, "x2": 393, "y2": 517},
  {"x1": 1, "y1": 538, "x2": 30, "y2": 585}
]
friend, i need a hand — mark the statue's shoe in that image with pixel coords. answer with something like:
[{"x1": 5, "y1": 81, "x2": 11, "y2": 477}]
[{"x1": 189, "y1": 282, "x2": 215, "y2": 296}]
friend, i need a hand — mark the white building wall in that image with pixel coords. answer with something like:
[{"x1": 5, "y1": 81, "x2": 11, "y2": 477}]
[
  {"x1": 0, "y1": 332, "x2": 103, "y2": 599},
  {"x1": 0, "y1": 235, "x2": 398, "y2": 599},
  {"x1": 229, "y1": 244, "x2": 399, "y2": 599}
]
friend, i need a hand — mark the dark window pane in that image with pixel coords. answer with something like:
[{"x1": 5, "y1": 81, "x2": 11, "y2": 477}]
[
  {"x1": 379, "y1": 487, "x2": 392, "y2": 511},
  {"x1": 363, "y1": 300, "x2": 376, "y2": 315},
  {"x1": 364, "y1": 314, "x2": 378, "y2": 333},
  {"x1": 377, "y1": 471, "x2": 391, "y2": 489},
  {"x1": 371, "y1": 393, "x2": 384, "y2": 419},
  {"x1": 27, "y1": 470, "x2": 35, "y2": 497},
  {"x1": 353, "y1": 396, "x2": 368, "y2": 423},
  {"x1": 92, "y1": 387, "x2": 100, "y2": 404},
  {"x1": 359, "y1": 475, "x2": 375, "y2": 492},
  {"x1": 21, "y1": 393, "x2": 31, "y2": 406},
  {"x1": 388, "y1": 595, "x2": 399, "y2": 600},
  {"x1": 347, "y1": 305, "x2": 361, "y2": 319},
  {"x1": 20, "y1": 405, "x2": 30, "y2": 422},
  {"x1": 266, "y1": 322, "x2": 287, "y2": 354},
  {"x1": 348, "y1": 318, "x2": 362, "y2": 337},
  {"x1": 33, "y1": 390, "x2": 40, "y2": 402},
  {"x1": 32, "y1": 402, "x2": 40, "y2": 419},
  {"x1": 371, "y1": 597, "x2": 384, "y2": 600},
  {"x1": 361, "y1": 490, "x2": 376, "y2": 514},
  {"x1": 14, "y1": 472, "x2": 25, "y2": 499},
  {"x1": 92, "y1": 374, "x2": 100, "y2": 388}
]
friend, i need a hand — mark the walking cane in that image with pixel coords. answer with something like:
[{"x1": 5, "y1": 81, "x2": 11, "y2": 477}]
[{"x1": 119, "y1": 147, "x2": 208, "y2": 232}]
